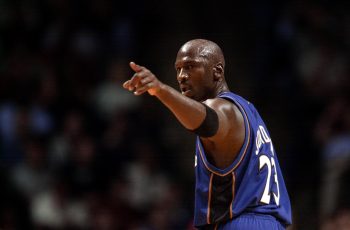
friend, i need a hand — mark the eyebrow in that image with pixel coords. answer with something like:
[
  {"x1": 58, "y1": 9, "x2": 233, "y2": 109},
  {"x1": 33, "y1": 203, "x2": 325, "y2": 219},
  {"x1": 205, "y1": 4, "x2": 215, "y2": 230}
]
[{"x1": 175, "y1": 59, "x2": 201, "y2": 68}]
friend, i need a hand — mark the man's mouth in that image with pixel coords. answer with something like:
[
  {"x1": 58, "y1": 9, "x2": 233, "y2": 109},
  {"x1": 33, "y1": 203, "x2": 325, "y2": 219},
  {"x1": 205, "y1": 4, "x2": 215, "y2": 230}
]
[{"x1": 180, "y1": 85, "x2": 191, "y2": 95}]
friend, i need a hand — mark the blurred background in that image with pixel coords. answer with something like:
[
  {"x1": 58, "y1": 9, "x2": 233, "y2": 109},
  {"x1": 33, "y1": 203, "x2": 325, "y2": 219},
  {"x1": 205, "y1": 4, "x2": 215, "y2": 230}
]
[{"x1": 0, "y1": 0, "x2": 349, "y2": 229}]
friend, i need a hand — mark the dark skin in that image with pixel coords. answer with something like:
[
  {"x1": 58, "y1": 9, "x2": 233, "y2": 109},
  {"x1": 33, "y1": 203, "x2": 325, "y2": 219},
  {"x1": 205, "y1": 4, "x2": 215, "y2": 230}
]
[{"x1": 123, "y1": 39, "x2": 245, "y2": 169}]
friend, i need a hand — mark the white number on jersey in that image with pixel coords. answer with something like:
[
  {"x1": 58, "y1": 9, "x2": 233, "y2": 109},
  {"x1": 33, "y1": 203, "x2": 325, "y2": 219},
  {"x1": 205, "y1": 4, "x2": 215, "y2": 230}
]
[{"x1": 259, "y1": 155, "x2": 280, "y2": 205}]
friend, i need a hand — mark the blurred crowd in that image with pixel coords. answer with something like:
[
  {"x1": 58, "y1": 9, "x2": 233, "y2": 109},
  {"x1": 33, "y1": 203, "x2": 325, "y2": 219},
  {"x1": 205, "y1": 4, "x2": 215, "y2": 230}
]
[{"x1": 0, "y1": 0, "x2": 349, "y2": 230}]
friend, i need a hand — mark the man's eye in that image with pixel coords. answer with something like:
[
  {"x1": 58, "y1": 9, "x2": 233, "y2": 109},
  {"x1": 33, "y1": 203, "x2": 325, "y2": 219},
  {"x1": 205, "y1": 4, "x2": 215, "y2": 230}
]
[{"x1": 186, "y1": 65, "x2": 193, "y2": 70}]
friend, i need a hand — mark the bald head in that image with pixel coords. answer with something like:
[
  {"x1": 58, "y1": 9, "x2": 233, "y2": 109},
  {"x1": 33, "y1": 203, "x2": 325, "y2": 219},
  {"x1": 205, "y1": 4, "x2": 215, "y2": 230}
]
[
  {"x1": 179, "y1": 39, "x2": 225, "y2": 68},
  {"x1": 175, "y1": 39, "x2": 229, "y2": 101}
]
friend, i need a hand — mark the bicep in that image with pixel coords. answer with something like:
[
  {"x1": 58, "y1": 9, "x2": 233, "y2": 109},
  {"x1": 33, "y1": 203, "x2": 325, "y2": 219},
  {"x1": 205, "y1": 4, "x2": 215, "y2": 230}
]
[{"x1": 201, "y1": 99, "x2": 245, "y2": 168}]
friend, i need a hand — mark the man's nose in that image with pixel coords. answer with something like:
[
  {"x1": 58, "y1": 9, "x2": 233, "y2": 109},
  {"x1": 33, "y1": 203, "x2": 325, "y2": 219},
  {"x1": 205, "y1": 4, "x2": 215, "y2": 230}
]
[{"x1": 177, "y1": 68, "x2": 188, "y2": 82}]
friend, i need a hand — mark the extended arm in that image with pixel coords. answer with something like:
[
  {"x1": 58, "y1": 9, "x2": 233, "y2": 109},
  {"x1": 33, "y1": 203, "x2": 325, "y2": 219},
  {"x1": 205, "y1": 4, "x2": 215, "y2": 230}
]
[
  {"x1": 123, "y1": 62, "x2": 245, "y2": 168},
  {"x1": 123, "y1": 62, "x2": 208, "y2": 131}
]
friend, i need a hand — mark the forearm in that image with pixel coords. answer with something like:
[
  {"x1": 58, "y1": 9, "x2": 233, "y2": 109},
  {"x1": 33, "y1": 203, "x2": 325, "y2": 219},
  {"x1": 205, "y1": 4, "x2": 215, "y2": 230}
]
[
  {"x1": 124, "y1": 61, "x2": 206, "y2": 130},
  {"x1": 154, "y1": 83, "x2": 206, "y2": 130}
]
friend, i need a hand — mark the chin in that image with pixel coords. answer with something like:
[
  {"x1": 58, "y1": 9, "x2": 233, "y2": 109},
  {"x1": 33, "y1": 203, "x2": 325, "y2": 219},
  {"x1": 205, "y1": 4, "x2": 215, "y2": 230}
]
[
  {"x1": 187, "y1": 94, "x2": 197, "y2": 100},
  {"x1": 183, "y1": 91, "x2": 201, "y2": 101},
  {"x1": 191, "y1": 96, "x2": 202, "y2": 101}
]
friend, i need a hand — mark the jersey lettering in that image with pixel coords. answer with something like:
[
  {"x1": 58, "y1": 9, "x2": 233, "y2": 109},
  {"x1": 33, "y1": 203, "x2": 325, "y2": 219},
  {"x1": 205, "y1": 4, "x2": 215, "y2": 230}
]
[{"x1": 255, "y1": 125, "x2": 274, "y2": 155}]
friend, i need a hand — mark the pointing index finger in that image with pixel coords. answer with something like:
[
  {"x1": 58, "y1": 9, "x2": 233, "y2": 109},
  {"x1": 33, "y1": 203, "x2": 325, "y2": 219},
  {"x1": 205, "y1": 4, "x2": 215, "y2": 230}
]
[{"x1": 129, "y1": 61, "x2": 143, "y2": 73}]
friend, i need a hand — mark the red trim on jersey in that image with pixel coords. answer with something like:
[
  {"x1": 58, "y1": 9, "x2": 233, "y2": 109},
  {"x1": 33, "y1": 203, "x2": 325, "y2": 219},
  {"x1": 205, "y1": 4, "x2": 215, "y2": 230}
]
[
  {"x1": 207, "y1": 173, "x2": 214, "y2": 224},
  {"x1": 229, "y1": 172, "x2": 236, "y2": 219}
]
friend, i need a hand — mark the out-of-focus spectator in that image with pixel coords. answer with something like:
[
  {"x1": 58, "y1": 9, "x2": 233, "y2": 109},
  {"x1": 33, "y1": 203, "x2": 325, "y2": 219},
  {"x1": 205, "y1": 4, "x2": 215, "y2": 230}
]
[
  {"x1": 147, "y1": 183, "x2": 192, "y2": 230},
  {"x1": 315, "y1": 96, "x2": 350, "y2": 219},
  {"x1": 320, "y1": 208, "x2": 350, "y2": 230},
  {"x1": 59, "y1": 135, "x2": 101, "y2": 197},
  {"x1": 296, "y1": 40, "x2": 348, "y2": 100},
  {"x1": 98, "y1": 111, "x2": 133, "y2": 180},
  {"x1": 30, "y1": 75, "x2": 57, "y2": 136},
  {"x1": 31, "y1": 177, "x2": 88, "y2": 229},
  {"x1": 10, "y1": 137, "x2": 51, "y2": 200},
  {"x1": 293, "y1": 2, "x2": 349, "y2": 101},
  {"x1": 0, "y1": 75, "x2": 56, "y2": 167},
  {"x1": 123, "y1": 140, "x2": 170, "y2": 212},
  {"x1": 0, "y1": 104, "x2": 29, "y2": 166},
  {"x1": 48, "y1": 109, "x2": 85, "y2": 170},
  {"x1": 92, "y1": 58, "x2": 140, "y2": 121}
]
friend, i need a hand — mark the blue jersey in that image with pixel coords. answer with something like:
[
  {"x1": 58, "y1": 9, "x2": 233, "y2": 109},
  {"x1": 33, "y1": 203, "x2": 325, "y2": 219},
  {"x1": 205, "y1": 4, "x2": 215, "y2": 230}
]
[{"x1": 193, "y1": 91, "x2": 292, "y2": 228}]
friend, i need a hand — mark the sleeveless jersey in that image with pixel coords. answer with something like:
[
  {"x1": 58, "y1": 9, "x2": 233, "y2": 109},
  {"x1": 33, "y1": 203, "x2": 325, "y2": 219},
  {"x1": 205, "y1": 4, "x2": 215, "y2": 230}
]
[{"x1": 193, "y1": 91, "x2": 292, "y2": 228}]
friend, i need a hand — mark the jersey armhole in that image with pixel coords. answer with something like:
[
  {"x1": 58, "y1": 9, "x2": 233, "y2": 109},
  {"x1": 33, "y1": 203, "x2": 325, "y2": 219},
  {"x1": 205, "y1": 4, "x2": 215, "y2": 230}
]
[{"x1": 196, "y1": 93, "x2": 252, "y2": 176}]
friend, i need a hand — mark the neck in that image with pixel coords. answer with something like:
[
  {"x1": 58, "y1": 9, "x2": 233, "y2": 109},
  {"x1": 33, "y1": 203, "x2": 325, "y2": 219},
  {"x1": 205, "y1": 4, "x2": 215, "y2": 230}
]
[
  {"x1": 215, "y1": 82, "x2": 230, "y2": 96},
  {"x1": 201, "y1": 82, "x2": 229, "y2": 101}
]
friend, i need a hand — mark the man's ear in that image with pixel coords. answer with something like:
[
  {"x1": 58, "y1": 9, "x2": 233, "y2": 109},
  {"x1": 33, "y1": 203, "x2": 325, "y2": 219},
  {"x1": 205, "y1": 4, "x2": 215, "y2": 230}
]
[{"x1": 213, "y1": 63, "x2": 224, "y2": 81}]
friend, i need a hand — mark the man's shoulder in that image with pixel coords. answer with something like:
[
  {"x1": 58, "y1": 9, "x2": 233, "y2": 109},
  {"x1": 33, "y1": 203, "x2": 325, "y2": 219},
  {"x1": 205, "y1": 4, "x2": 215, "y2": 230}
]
[{"x1": 203, "y1": 97, "x2": 237, "y2": 111}]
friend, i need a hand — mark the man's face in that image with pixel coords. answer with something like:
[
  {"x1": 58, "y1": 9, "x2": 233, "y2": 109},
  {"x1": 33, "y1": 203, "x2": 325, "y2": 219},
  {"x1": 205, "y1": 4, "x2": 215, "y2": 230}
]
[{"x1": 174, "y1": 45, "x2": 214, "y2": 101}]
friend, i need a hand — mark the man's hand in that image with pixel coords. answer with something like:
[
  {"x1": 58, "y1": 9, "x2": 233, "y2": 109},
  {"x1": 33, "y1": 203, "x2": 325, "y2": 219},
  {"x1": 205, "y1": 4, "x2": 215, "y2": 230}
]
[{"x1": 123, "y1": 62, "x2": 163, "y2": 96}]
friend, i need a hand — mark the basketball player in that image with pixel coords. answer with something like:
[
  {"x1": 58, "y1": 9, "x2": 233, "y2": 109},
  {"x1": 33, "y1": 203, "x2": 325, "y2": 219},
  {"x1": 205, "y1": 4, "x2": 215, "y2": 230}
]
[{"x1": 123, "y1": 39, "x2": 292, "y2": 229}]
